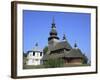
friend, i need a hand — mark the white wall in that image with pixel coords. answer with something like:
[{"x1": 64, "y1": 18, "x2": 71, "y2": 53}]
[
  {"x1": 0, "y1": 0, "x2": 100, "y2": 80},
  {"x1": 27, "y1": 51, "x2": 43, "y2": 65}
]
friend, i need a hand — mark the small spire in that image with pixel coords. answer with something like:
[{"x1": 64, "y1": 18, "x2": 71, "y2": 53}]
[
  {"x1": 63, "y1": 34, "x2": 66, "y2": 40},
  {"x1": 52, "y1": 16, "x2": 56, "y2": 28},
  {"x1": 74, "y1": 42, "x2": 78, "y2": 49},
  {"x1": 35, "y1": 42, "x2": 38, "y2": 47}
]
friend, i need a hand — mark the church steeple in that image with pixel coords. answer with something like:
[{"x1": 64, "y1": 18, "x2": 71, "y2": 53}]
[
  {"x1": 52, "y1": 17, "x2": 56, "y2": 28},
  {"x1": 48, "y1": 17, "x2": 59, "y2": 41},
  {"x1": 74, "y1": 42, "x2": 78, "y2": 49},
  {"x1": 35, "y1": 42, "x2": 38, "y2": 47},
  {"x1": 62, "y1": 34, "x2": 66, "y2": 40}
]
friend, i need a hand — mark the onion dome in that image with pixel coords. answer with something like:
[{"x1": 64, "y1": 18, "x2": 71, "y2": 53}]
[
  {"x1": 48, "y1": 17, "x2": 59, "y2": 41},
  {"x1": 32, "y1": 43, "x2": 42, "y2": 52},
  {"x1": 50, "y1": 28, "x2": 57, "y2": 35}
]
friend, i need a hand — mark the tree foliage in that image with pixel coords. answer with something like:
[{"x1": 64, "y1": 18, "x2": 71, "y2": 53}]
[
  {"x1": 43, "y1": 46, "x2": 48, "y2": 54},
  {"x1": 82, "y1": 54, "x2": 88, "y2": 64},
  {"x1": 23, "y1": 52, "x2": 27, "y2": 57},
  {"x1": 44, "y1": 58, "x2": 64, "y2": 68}
]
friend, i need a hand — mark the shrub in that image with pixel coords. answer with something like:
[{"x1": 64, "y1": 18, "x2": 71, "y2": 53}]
[{"x1": 44, "y1": 58, "x2": 64, "y2": 68}]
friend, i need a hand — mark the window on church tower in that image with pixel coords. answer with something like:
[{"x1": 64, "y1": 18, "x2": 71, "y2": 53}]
[
  {"x1": 40, "y1": 52, "x2": 42, "y2": 56},
  {"x1": 33, "y1": 52, "x2": 35, "y2": 56}
]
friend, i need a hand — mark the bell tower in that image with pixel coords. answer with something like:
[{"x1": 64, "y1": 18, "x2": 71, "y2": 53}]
[{"x1": 48, "y1": 17, "x2": 59, "y2": 50}]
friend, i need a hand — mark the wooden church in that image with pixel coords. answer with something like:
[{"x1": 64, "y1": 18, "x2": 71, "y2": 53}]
[{"x1": 43, "y1": 18, "x2": 86, "y2": 65}]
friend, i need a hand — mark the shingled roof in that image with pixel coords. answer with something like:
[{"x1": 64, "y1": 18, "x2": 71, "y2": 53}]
[
  {"x1": 43, "y1": 48, "x2": 84, "y2": 60},
  {"x1": 50, "y1": 41, "x2": 72, "y2": 51},
  {"x1": 64, "y1": 48, "x2": 84, "y2": 58}
]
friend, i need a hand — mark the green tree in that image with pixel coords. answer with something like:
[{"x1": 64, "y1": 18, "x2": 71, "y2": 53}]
[
  {"x1": 43, "y1": 46, "x2": 48, "y2": 55},
  {"x1": 23, "y1": 52, "x2": 27, "y2": 65},
  {"x1": 44, "y1": 58, "x2": 64, "y2": 68},
  {"x1": 82, "y1": 54, "x2": 88, "y2": 64}
]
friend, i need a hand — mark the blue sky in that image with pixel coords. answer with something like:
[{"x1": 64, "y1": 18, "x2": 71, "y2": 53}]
[{"x1": 23, "y1": 10, "x2": 91, "y2": 59}]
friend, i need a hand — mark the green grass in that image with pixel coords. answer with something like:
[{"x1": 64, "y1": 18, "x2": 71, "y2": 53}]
[
  {"x1": 23, "y1": 63, "x2": 90, "y2": 69},
  {"x1": 63, "y1": 63, "x2": 90, "y2": 67},
  {"x1": 23, "y1": 64, "x2": 45, "y2": 69}
]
